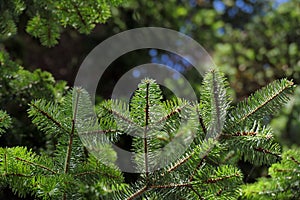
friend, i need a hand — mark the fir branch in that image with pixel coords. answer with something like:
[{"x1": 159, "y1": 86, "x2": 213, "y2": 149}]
[
  {"x1": 4, "y1": 148, "x2": 7, "y2": 174},
  {"x1": 190, "y1": 185, "x2": 204, "y2": 200},
  {"x1": 72, "y1": 2, "x2": 87, "y2": 27},
  {"x1": 221, "y1": 131, "x2": 258, "y2": 138},
  {"x1": 200, "y1": 70, "x2": 229, "y2": 138},
  {"x1": 154, "y1": 107, "x2": 182, "y2": 125},
  {"x1": 254, "y1": 147, "x2": 281, "y2": 158},
  {"x1": 226, "y1": 79, "x2": 294, "y2": 130},
  {"x1": 74, "y1": 170, "x2": 120, "y2": 179},
  {"x1": 127, "y1": 186, "x2": 148, "y2": 200},
  {"x1": 167, "y1": 139, "x2": 220, "y2": 174},
  {"x1": 189, "y1": 154, "x2": 208, "y2": 182},
  {"x1": 126, "y1": 183, "x2": 199, "y2": 199},
  {"x1": 290, "y1": 156, "x2": 300, "y2": 165},
  {"x1": 273, "y1": 168, "x2": 294, "y2": 173},
  {"x1": 99, "y1": 104, "x2": 137, "y2": 127},
  {"x1": 204, "y1": 173, "x2": 241, "y2": 184},
  {"x1": 15, "y1": 157, "x2": 56, "y2": 174},
  {"x1": 79, "y1": 129, "x2": 121, "y2": 135},
  {"x1": 242, "y1": 148, "x2": 300, "y2": 199},
  {"x1": 167, "y1": 151, "x2": 194, "y2": 173},
  {"x1": 150, "y1": 182, "x2": 193, "y2": 189},
  {"x1": 211, "y1": 70, "x2": 223, "y2": 135},
  {"x1": 144, "y1": 82, "x2": 150, "y2": 178},
  {"x1": 2, "y1": 173, "x2": 32, "y2": 178},
  {"x1": 188, "y1": 142, "x2": 218, "y2": 182},
  {"x1": 64, "y1": 89, "x2": 80, "y2": 174},
  {"x1": 30, "y1": 101, "x2": 68, "y2": 133},
  {"x1": 238, "y1": 83, "x2": 291, "y2": 122},
  {"x1": 196, "y1": 106, "x2": 207, "y2": 135}
]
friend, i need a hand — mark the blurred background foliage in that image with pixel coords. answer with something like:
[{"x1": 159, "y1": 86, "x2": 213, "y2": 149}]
[{"x1": 0, "y1": 0, "x2": 299, "y2": 198}]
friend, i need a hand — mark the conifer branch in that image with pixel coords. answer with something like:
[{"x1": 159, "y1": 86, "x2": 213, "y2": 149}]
[
  {"x1": 62, "y1": 89, "x2": 80, "y2": 200},
  {"x1": 190, "y1": 185, "x2": 204, "y2": 199},
  {"x1": 79, "y1": 129, "x2": 121, "y2": 135},
  {"x1": 150, "y1": 182, "x2": 193, "y2": 189},
  {"x1": 99, "y1": 105, "x2": 137, "y2": 127},
  {"x1": 254, "y1": 147, "x2": 281, "y2": 158},
  {"x1": 239, "y1": 86, "x2": 290, "y2": 122},
  {"x1": 64, "y1": 90, "x2": 79, "y2": 174},
  {"x1": 211, "y1": 70, "x2": 222, "y2": 134},
  {"x1": 72, "y1": 2, "x2": 87, "y2": 27},
  {"x1": 204, "y1": 173, "x2": 241, "y2": 183},
  {"x1": 4, "y1": 149, "x2": 7, "y2": 174},
  {"x1": 126, "y1": 183, "x2": 201, "y2": 199},
  {"x1": 144, "y1": 83, "x2": 150, "y2": 178},
  {"x1": 189, "y1": 156, "x2": 207, "y2": 182},
  {"x1": 221, "y1": 131, "x2": 258, "y2": 138},
  {"x1": 189, "y1": 143, "x2": 217, "y2": 182},
  {"x1": 30, "y1": 102, "x2": 68, "y2": 133},
  {"x1": 167, "y1": 151, "x2": 194, "y2": 172},
  {"x1": 2, "y1": 173, "x2": 32, "y2": 177},
  {"x1": 290, "y1": 156, "x2": 300, "y2": 165},
  {"x1": 74, "y1": 170, "x2": 120, "y2": 179},
  {"x1": 228, "y1": 79, "x2": 294, "y2": 128},
  {"x1": 15, "y1": 157, "x2": 56, "y2": 174},
  {"x1": 154, "y1": 107, "x2": 182, "y2": 125},
  {"x1": 196, "y1": 106, "x2": 207, "y2": 135},
  {"x1": 127, "y1": 186, "x2": 148, "y2": 200}
]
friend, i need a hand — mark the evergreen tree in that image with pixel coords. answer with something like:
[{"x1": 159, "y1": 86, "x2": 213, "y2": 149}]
[{"x1": 0, "y1": 70, "x2": 296, "y2": 199}]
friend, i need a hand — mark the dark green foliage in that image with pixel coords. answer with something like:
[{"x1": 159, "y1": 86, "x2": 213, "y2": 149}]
[
  {"x1": 242, "y1": 148, "x2": 300, "y2": 200},
  {"x1": 0, "y1": 50, "x2": 67, "y2": 150},
  {"x1": 0, "y1": 50, "x2": 66, "y2": 106},
  {"x1": 0, "y1": 110, "x2": 11, "y2": 136},
  {"x1": 0, "y1": 0, "x2": 125, "y2": 46}
]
